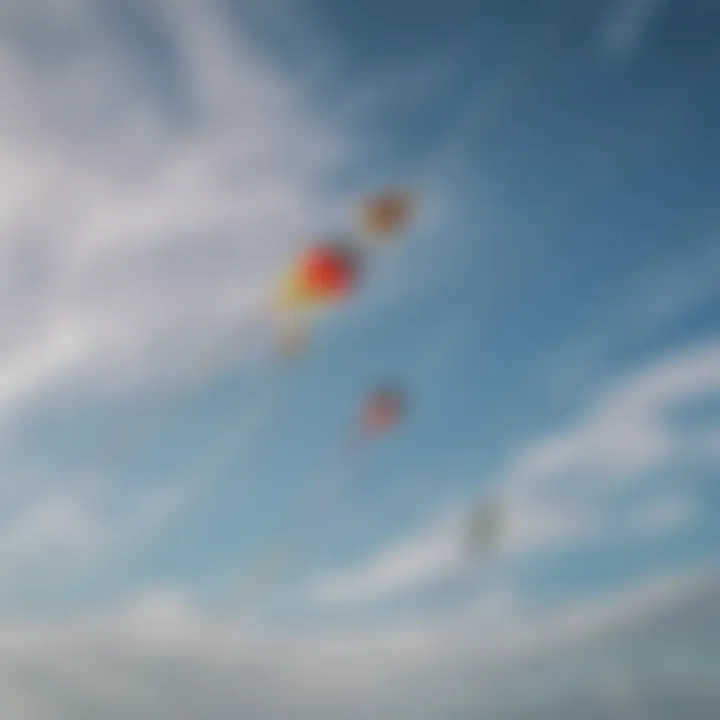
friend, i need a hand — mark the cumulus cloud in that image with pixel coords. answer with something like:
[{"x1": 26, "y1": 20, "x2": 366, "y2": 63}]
[{"x1": 0, "y1": 567, "x2": 716, "y2": 719}]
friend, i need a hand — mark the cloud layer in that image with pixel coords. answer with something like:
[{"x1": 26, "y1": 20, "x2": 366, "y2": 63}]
[{"x1": 0, "y1": 567, "x2": 716, "y2": 719}]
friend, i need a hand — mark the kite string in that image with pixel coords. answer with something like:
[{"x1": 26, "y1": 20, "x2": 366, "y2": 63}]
[
  {"x1": 97, "y1": 302, "x2": 277, "y2": 478},
  {"x1": 234, "y1": 432, "x2": 365, "y2": 604}
]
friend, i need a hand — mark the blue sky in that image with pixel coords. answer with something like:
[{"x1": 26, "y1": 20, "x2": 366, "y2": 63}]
[{"x1": 0, "y1": 0, "x2": 718, "y2": 717}]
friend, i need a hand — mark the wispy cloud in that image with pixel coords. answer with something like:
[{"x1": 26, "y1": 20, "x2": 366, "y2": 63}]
[
  {"x1": 599, "y1": 0, "x2": 669, "y2": 61},
  {"x1": 0, "y1": 0, "x2": 349, "y2": 416},
  {"x1": 0, "y1": 0, "x2": 363, "y2": 601},
  {"x1": 309, "y1": 511, "x2": 463, "y2": 606},
  {"x1": 502, "y1": 339, "x2": 720, "y2": 496},
  {"x1": 309, "y1": 340, "x2": 720, "y2": 605}
]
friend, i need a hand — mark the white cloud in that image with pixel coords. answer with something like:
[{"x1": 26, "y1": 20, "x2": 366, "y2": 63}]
[
  {"x1": 501, "y1": 498, "x2": 603, "y2": 554},
  {"x1": 504, "y1": 340, "x2": 720, "y2": 495},
  {"x1": 0, "y1": 479, "x2": 199, "y2": 596},
  {"x1": 307, "y1": 496, "x2": 601, "y2": 609},
  {"x1": 491, "y1": 342, "x2": 720, "y2": 555},
  {"x1": 0, "y1": 321, "x2": 89, "y2": 422},
  {"x1": 0, "y1": 0, "x2": 349, "y2": 419},
  {"x1": 310, "y1": 514, "x2": 463, "y2": 606},
  {"x1": 0, "y1": 566, "x2": 715, "y2": 719},
  {"x1": 0, "y1": 0, "x2": 365, "y2": 599}
]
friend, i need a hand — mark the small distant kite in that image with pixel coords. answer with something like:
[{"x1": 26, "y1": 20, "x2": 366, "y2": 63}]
[
  {"x1": 316, "y1": 385, "x2": 409, "y2": 508},
  {"x1": 359, "y1": 385, "x2": 407, "y2": 438},
  {"x1": 360, "y1": 190, "x2": 414, "y2": 240},
  {"x1": 463, "y1": 501, "x2": 503, "y2": 560}
]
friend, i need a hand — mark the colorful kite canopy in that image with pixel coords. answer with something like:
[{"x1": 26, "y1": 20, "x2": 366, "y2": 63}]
[
  {"x1": 278, "y1": 240, "x2": 364, "y2": 311},
  {"x1": 275, "y1": 239, "x2": 364, "y2": 356}
]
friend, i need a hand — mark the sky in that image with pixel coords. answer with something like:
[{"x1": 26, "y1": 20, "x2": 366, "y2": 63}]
[{"x1": 0, "y1": 0, "x2": 719, "y2": 717}]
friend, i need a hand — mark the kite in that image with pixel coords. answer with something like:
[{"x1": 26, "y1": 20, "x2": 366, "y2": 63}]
[
  {"x1": 277, "y1": 240, "x2": 363, "y2": 309},
  {"x1": 235, "y1": 384, "x2": 410, "y2": 604},
  {"x1": 360, "y1": 190, "x2": 414, "y2": 240},
  {"x1": 359, "y1": 385, "x2": 407, "y2": 438},
  {"x1": 463, "y1": 501, "x2": 503, "y2": 560},
  {"x1": 275, "y1": 239, "x2": 364, "y2": 356}
]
